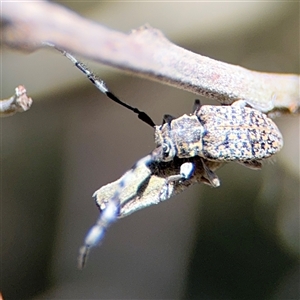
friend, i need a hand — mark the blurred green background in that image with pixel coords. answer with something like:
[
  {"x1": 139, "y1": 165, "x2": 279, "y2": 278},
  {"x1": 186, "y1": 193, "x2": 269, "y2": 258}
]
[{"x1": 2, "y1": 2, "x2": 299, "y2": 299}]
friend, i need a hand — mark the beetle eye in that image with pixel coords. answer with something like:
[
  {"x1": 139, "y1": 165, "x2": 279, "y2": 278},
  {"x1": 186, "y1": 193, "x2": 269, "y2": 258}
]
[{"x1": 162, "y1": 143, "x2": 170, "y2": 156}]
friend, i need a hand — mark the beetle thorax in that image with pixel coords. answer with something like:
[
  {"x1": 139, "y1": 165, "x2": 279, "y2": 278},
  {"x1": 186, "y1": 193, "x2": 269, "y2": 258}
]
[{"x1": 154, "y1": 114, "x2": 205, "y2": 161}]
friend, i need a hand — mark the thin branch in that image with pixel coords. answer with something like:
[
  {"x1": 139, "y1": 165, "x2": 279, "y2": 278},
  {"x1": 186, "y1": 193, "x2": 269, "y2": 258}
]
[
  {"x1": 79, "y1": 156, "x2": 222, "y2": 267},
  {"x1": 0, "y1": 85, "x2": 33, "y2": 117},
  {"x1": 2, "y1": 1, "x2": 299, "y2": 114}
]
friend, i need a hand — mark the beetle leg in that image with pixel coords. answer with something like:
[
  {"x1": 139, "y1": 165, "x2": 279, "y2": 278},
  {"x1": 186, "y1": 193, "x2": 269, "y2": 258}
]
[
  {"x1": 159, "y1": 162, "x2": 195, "y2": 200},
  {"x1": 200, "y1": 158, "x2": 220, "y2": 187},
  {"x1": 162, "y1": 114, "x2": 175, "y2": 125},
  {"x1": 193, "y1": 99, "x2": 202, "y2": 114},
  {"x1": 237, "y1": 160, "x2": 262, "y2": 170},
  {"x1": 231, "y1": 99, "x2": 248, "y2": 108}
]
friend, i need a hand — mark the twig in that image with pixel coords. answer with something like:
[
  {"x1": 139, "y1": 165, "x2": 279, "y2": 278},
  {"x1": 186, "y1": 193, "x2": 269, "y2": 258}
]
[
  {"x1": 94, "y1": 157, "x2": 223, "y2": 218},
  {"x1": 0, "y1": 85, "x2": 33, "y2": 117},
  {"x1": 79, "y1": 156, "x2": 222, "y2": 267},
  {"x1": 1, "y1": 1, "x2": 299, "y2": 114}
]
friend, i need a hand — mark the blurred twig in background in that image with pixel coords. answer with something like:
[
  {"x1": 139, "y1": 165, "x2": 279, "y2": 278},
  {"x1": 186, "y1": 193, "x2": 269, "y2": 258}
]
[{"x1": 0, "y1": 85, "x2": 32, "y2": 117}]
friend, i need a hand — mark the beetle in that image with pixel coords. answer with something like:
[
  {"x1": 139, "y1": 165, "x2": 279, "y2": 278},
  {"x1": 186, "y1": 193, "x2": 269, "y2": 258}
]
[
  {"x1": 155, "y1": 99, "x2": 283, "y2": 167},
  {"x1": 45, "y1": 43, "x2": 283, "y2": 268}
]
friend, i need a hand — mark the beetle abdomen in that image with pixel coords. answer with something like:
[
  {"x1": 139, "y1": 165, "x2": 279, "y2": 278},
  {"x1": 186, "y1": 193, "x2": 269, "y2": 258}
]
[{"x1": 198, "y1": 105, "x2": 283, "y2": 161}]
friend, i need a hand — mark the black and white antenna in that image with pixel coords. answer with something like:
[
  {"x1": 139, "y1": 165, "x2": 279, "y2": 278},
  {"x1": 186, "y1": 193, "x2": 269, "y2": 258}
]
[{"x1": 44, "y1": 42, "x2": 156, "y2": 128}]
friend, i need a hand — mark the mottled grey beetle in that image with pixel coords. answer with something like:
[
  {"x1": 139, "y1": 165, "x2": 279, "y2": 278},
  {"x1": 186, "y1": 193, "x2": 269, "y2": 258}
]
[
  {"x1": 46, "y1": 43, "x2": 283, "y2": 268},
  {"x1": 78, "y1": 99, "x2": 282, "y2": 268},
  {"x1": 155, "y1": 99, "x2": 283, "y2": 167}
]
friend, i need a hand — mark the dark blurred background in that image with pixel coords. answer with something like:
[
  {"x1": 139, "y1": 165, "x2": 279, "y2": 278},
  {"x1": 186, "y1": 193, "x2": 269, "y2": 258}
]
[{"x1": 2, "y1": 2, "x2": 299, "y2": 299}]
